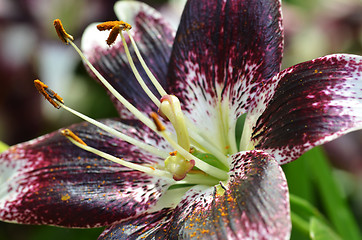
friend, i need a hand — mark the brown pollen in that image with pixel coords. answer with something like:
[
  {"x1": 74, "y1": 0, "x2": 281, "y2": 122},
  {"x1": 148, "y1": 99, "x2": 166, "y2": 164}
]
[
  {"x1": 150, "y1": 112, "x2": 166, "y2": 131},
  {"x1": 97, "y1": 21, "x2": 132, "y2": 31},
  {"x1": 53, "y1": 19, "x2": 74, "y2": 44},
  {"x1": 61, "y1": 129, "x2": 87, "y2": 146},
  {"x1": 34, "y1": 79, "x2": 63, "y2": 109}
]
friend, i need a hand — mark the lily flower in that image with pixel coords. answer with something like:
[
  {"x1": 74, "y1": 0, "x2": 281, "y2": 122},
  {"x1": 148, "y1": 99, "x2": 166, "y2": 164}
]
[{"x1": 1, "y1": 0, "x2": 361, "y2": 239}]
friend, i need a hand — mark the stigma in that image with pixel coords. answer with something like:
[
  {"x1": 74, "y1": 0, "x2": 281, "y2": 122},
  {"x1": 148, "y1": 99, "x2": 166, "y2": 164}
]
[{"x1": 35, "y1": 19, "x2": 230, "y2": 185}]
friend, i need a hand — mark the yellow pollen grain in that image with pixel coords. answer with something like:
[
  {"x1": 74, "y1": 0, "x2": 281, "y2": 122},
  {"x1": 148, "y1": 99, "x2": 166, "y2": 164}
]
[{"x1": 61, "y1": 194, "x2": 70, "y2": 201}]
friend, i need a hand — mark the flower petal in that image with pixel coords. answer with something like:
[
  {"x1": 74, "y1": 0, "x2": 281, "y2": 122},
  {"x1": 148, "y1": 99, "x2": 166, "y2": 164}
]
[
  {"x1": 167, "y1": 0, "x2": 283, "y2": 134},
  {"x1": 99, "y1": 151, "x2": 291, "y2": 239},
  {"x1": 252, "y1": 54, "x2": 362, "y2": 164},
  {"x1": 0, "y1": 119, "x2": 172, "y2": 227},
  {"x1": 81, "y1": 1, "x2": 175, "y2": 117},
  {"x1": 98, "y1": 208, "x2": 173, "y2": 239}
]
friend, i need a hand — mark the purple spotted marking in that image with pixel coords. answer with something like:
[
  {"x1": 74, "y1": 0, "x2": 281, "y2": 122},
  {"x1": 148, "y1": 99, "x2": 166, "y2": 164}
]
[
  {"x1": 252, "y1": 54, "x2": 362, "y2": 164},
  {"x1": 1, "y1": 0, "x2": 361, "y2": 239},
  {"x1": 0, "y1": 119, "x2": 172, "y2": 227},
  {"x1": 99, "y1": 151, "x2": 290, "y2": 239},
  {"x1": 82, "y1": 2, "x2": 175, "y2": 118}
]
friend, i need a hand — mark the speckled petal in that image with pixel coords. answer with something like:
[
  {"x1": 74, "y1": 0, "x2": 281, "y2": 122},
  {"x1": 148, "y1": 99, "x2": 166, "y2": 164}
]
[
  {"x1": 167, "y1": 0, "x2": 283, "y2": 142},
  {"x1": 0, "y1": 119, "x2": 173, "y2": 227},
  {"x1": 82, "y1": 1, "x2": 175, "y2": 118},
  {"x1": 99, "y1": 151, "x2": 290, "y2": 239},
  {"x1": 98, "y1": 209, "x2": 173, "y2": 240},
  {"x1": 251, "y1": 54, "x2": 362, "y2": 164}
]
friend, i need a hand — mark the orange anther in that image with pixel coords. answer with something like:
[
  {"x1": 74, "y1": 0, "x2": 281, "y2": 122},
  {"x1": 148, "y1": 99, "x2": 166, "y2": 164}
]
[
  {"x1": 97, "y1": 21, "x2": 132, "y2": 31},
  {"x1": 97, "y1": 21, "x2": 132, "y2": 46},
  {"x1": 61, "y1": 129, "x2": 87, "y2": 146},
  {"x1": 53, "y1": 19, "x2": 74, "y2": 44},
  {"x1": 106, "y1": 25, "x2": 121, "y2": 46},
  {"x1": 34, "y1": 79, "x2": 63, "y2": 109},
  {"x1": 149, "y1": 112, "x2": 166, "y2": 131},
  {"x1": 169, "y1": 151, "x2": 177, "y2": 156}
]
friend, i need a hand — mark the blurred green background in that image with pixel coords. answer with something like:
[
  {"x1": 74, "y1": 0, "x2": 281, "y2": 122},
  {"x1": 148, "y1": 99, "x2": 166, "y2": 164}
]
[{"x1": 0, "y1": 0, "x2": 361, "y2": 239}]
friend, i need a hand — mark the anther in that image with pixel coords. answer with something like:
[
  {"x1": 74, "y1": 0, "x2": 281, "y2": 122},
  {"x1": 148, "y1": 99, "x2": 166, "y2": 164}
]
[
  {"x1": 53, "y1": 19, "x2": 74, "y2": 44},
  {"x1": 106, "y1": 25, "x2": 120, "y2": 46},
  {"x1": 169, "y1": 151, "x2": 177, "y2": 156},
  {"x1": 97, "y1": 21, "x2": 132, "y2": 31},
  {"x1": 97, "y1": 21, "x2": 132, "y2": 46},
  {"x1": 34, "y1": 79, "x2": 64, "y2": 109},
  {"x1": 61, "y1": 129, "x2": 87, "y2": 146},
  {"x1": 150, "y1": 112, "x2": 166, "y2": 131}
]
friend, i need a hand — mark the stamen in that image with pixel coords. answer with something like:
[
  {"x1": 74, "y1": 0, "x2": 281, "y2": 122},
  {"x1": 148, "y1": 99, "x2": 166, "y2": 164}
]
[
  {"x1": 61, "y1": 129, "x2": 173, "y2": 179},
  {"x1": 96, "y1": 20, "x2": 229, "y2": 166},
  {"x1": 34, "y1": 79, "x2": 64, "y2": 109},
  {"x1": 97, "y1": 21, "x2": 132, "y2": 31},
  {"x1": 59, "y1": 103, "x2": 169, "y2": 158},
  {"x1": 97, "y1": 21, "x2": 132, "y2": 46},
  {"x1": 50, "y1": 19, "x2": 230, "y2": 182},
  {"x1": 34, "y1": 79, "x2": 169, "y2": 158},
  {"x1": 122, "y1": 28, "x2": 227, "y2": 160},
  {"x1": 53, "y1": 19, "x2": 74, "y2": 44},
  {"x1": 60, "y1": 129, "x2": 87, "y2": 146},
  {"x1": 169, "y1": 151, "x2": 177, "y2": 156},
  {"x1": 150, "y1": 112, "x2": 166, "y2": 131},
  {"x1": 106, "y1": 25, "x2": 120, "y2": 46},
  {"x1": 119, "y1": 31, "x2": 160, "y2": 107},
  {"x1": 52, "y1": 21, "x2": 156, "y2": 131},
  {"x1": 125, "y1": 30, "x2": 167, "y2": 96}
]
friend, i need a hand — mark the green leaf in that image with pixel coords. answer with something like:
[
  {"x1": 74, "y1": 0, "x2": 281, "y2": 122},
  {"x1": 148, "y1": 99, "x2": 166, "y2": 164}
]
[
  {"x1": 289, "y1": 194, "x2": 326, "y2": 224},
  {"x1": 301, "y1": 147, "x2": 361, "y2": 240},
  {"x1": 0, "y1": 141, "x2": 9, "y2": 153},
  {"x1": 310, "y1": 217, "x2": 342, "y2": 240}
]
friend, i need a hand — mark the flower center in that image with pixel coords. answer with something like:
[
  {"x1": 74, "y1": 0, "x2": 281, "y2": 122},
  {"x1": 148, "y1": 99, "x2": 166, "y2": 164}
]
[{"x1": 36, "y1": 19, "x2": 231, "y2": 187}]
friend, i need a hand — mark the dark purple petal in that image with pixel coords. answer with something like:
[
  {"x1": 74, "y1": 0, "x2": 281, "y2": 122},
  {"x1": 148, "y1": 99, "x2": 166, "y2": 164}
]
[
  {"x1": 252, "y1": 54, "x2": 362, "y2": 164},
  {"x1": 82, "y1": 1, "x2": 175, "y2": 117},
  {"x1": 98, "y1": 209, "x2": 173, "y2": 240},
  {"x1": 167, "y1": 0, "x2": 283, "y2": 129},
  {"x1": 0, "y1": 119, "x2": 172, "y2": 227},
  {"x1": 99, "y1": 151, "x2": 291, "y2": 239}
]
